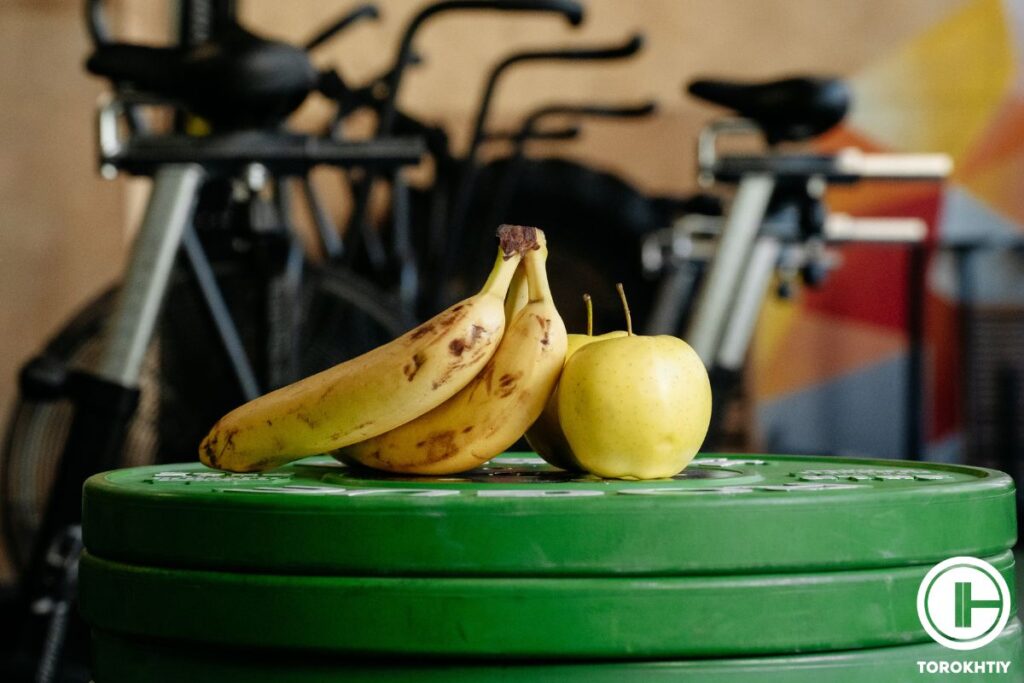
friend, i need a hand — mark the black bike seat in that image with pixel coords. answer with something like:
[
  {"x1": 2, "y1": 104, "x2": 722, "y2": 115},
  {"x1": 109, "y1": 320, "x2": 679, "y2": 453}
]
[
  {"x1": 687, "y1": 77, "x2": 849, "y2": 144},
  {"x1": 86, "y1": 44, "x2": 185, "y2": 92},
  {"x1": 87, "y1": 25, "x2": 318, "y2": 130}
]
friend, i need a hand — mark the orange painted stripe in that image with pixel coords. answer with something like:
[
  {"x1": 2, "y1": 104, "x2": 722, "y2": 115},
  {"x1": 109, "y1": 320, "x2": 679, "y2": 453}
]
[{"x1": 753, "y1": 310, "x2": 906, "y2": 400}]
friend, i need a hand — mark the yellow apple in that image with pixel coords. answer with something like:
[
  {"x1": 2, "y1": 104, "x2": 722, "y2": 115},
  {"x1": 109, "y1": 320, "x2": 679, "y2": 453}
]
[
  {"x1": 526, "y1": 329, "x2": 627, "y2": 470},
  {"x1": 557, "y1": 331, "x2": 711, "y2": 480}
]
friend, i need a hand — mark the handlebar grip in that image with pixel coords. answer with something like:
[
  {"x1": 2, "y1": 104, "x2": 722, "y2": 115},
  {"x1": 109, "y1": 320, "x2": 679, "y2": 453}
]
[
  {"x1": 305, "y1": 4, "x2": 381, "y2": 52},
  {"x1": 499, "y1": 0, "x2": 584, "y2": 25}
]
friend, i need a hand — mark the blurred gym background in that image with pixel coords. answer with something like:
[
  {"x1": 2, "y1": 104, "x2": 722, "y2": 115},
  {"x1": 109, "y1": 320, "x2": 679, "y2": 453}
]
[{"x1": 1, "y1": 0, "x2": 1022, "y2": 577}]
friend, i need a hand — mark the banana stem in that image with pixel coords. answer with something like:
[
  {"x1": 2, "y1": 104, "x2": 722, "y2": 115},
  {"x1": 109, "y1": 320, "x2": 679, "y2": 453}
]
[
  {"x1": 616, "y1": 282, "x2": 633, "y2": 336},
  {"x1": 481, "y1": 248, "x2": 521, "y2": 297},
  {"x1": 524, "y1": 243, "x2": 551, "y2": 303},
  {"x1": 484, "y1": 225, "x2": 540, "y2": 297},
  {"x1": 497, "y1": 224, "x2": 539, "y2": 258},
  {"x1": 583, "y1": 294, "x2": 593, "y2": 336}
]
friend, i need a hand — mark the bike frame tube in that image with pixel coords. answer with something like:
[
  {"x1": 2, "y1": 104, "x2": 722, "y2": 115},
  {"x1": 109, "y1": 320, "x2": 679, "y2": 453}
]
[
  {"x1": 716, "y1": 237, "x2": 781, "y2": 372},
  {"x1": 685, "y1": 174, "x2": 774, "y2": 366},
  {"x1": 181, "y1": 224, "x2": 261, "y2": 401},
  {"x1": 96, "y1": 164, "x2": 205, "y2": 386}
]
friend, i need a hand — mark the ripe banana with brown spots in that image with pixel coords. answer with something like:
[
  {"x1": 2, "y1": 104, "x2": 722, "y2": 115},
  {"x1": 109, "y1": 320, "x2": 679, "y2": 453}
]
[
  {"x1": 504, "y1": 230, "x2": 546, "y2": 322},
  {"x1": 199, "y1": 225, "x2": 537, "y2": 473},
  {"x1": 337, "y1": 236, "x2": 567, "y2": 475}
]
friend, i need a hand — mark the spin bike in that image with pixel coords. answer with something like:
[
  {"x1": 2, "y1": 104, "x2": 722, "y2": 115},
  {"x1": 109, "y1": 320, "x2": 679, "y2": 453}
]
[
  {"x1": 3, "y1": 3, "x2": 424, "y2": 681},
  {"x1": 642, "y1": 77, "x2": 952, "y2": 450}
]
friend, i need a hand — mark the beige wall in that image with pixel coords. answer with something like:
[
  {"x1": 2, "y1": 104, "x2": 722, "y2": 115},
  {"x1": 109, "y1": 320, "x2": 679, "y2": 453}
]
[
  {"x1": 1, "y1": 1, "x2": 124, "y2": 421},
  {"x1": 0, "y1": 0, "x2": 960, "y2": 424}
]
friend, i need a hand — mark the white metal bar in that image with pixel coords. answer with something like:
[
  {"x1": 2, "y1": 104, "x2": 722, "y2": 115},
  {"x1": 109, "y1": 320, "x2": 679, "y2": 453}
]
[
  {"x1": 835, "y1": 148, "x2": 952, "y2": 179},
  {"x1": 685, "y1": 174, "x2": 775, "y2": 366},
  {"x1": 825, "y1": 214, "x2": 927, "y2": 243},
  {"x1": 716, "y1": 237, "x2": 781, "y2": 371}
]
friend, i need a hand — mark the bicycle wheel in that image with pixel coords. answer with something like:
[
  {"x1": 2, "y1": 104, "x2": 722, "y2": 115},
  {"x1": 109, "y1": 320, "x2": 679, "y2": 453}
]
[
  {"x1": 0, "y1": 260, "x2": 410, "y2": 584},
  {"x1": 0, "y1": 289, "x2": 160, "y2": 581},
  {"x1": 302, "y1": 264, "x2": 416, "y2": 372},
  {"x1": 454, "y1": 157, "x2": 671, "y2": 334}
]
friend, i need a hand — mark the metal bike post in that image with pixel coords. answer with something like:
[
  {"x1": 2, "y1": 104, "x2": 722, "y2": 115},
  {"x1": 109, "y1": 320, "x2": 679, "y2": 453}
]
[
  {"x1": 180, "y1": 225, "x2": 261, "y2": 401},
  {"x1": 390, "y1": 170, "x2": 419, "y2": 314},
  {"x1": 646, "y1": 264, "x2": 701, "y2": 336},
  {"x1": 702, "y1": 236, "x2": 780, "y2": 448},
  {"x1": 715, "y1": 236, "x2": 782, "y2": 374},
  {"x1": 685, "y1": 174, "x2": 774, "y2": 366},
  {"x1": 97, "y1": 164, "x2": 206, "y2": 386}
]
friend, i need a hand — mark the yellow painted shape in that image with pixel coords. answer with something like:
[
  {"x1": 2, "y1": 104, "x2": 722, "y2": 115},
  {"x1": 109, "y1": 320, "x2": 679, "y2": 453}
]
[
  {"x1": 958, "y1": 96, "x2": 1024, "y2": 176},
  {"x1": 751, "y1": 286, "x2": 800, "y2": 378},
  {"x1": 752, "y1": 310, "x2": 907, "y2": 401},
  {"x1": 826, "y1": 182, "x2": 942, "y2": 216},
  {"x1": 962, "y1": 151, "x2": 1024, "y2": 226},
  {"x1": 849, "y1": 0, "x2": 1012, "y2": 159}
]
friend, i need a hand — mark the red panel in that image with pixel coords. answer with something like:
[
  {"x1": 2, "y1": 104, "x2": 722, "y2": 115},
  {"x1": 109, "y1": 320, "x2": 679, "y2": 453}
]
[
  {"x1": 925, "y1": 291, "x2": 962, "y2": 441},
  {"x1": 802, "y1": 191, "x2": 942, "y2": 331}
]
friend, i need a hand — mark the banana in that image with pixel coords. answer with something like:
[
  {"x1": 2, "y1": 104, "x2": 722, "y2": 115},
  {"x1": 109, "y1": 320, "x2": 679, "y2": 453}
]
[
  {"x1": 199, "y1": 225, "x2": 537, "y2": 473},
  {"x1": 337, "y1": 237, "x2": 568, "y2": 475}
]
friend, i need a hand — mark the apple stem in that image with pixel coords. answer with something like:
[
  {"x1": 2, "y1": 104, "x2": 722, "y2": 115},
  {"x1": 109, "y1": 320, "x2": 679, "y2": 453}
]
[
  {"x1": 583, "y1": 294, "x2": 593, "y2": 336},
  {"x1": 615, "y1": 283, "x2": 633, "y2": 336}
]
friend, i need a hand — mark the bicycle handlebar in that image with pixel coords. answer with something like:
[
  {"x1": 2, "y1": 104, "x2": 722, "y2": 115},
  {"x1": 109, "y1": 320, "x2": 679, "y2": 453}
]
[
  {"x1": 466, "y1": 33, "x2": 645, "y2": 163},
  {"x1": 698, "y1": 117, "x2": 953, "y2": 184},
  {"x1": 377, "y1": 0, "x2": 585, "y2": 133},
  {"x1": 305, "y1": 3, "x2": 380, "y2": 52},
  {"x1": 707, "y1": 151, "x2": 952, "y2": 184},
  {"x1": 643, "y1": 212, "x2": 928, "y2": 274},
  {"x1": 499, "y1": 33, "x2": 644, "y2": 71}
]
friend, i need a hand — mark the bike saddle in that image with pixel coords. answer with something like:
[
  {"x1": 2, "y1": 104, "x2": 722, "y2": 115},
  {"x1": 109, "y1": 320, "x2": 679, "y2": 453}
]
[
  {"x1": 86, "y1": 23, "x2": 318, "y2": 130},
  {"x1": 687, "y1": 76, "x2": 849, "y2": 144}
]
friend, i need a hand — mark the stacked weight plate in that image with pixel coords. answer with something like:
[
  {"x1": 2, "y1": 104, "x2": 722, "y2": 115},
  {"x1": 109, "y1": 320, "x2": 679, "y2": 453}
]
[{"x1": 80, "y1": 453, "x2": 1022, "y2": 681}]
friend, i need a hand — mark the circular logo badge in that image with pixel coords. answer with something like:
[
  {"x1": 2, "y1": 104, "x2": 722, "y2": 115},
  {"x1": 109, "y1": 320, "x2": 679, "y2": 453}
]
[{"x1": 917, "y1": 556, "x2": 1010, "y2": 651}]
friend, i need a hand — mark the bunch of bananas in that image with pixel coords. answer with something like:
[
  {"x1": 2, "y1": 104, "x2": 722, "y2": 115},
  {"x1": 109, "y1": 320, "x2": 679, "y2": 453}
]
[{"x1": 199, "y1": 225, "x2": 567, "y2": 475}]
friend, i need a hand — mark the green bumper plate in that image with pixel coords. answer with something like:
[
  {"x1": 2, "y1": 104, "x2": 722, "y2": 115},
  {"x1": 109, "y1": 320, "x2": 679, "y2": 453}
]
[
  {"x1": 89, "y1": 622, "x2": 1024, "y2": 683},
  {"x1": 78, "y1": 551, "x2": 1016, "y2": 658},
  {"x1": 82, "y1": 454, "x2": 1016, "y2": 576}
]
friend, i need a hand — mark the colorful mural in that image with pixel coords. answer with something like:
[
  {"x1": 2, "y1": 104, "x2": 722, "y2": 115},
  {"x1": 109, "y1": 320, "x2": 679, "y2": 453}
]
[{"x1": 752, "y1": 0, "x2": 1024, "y2": 462}]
